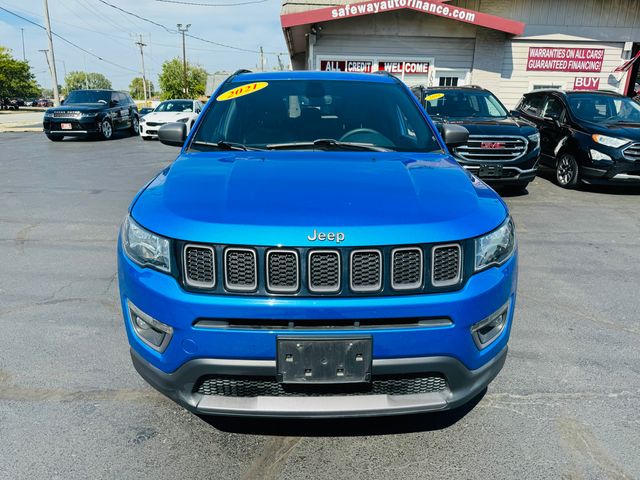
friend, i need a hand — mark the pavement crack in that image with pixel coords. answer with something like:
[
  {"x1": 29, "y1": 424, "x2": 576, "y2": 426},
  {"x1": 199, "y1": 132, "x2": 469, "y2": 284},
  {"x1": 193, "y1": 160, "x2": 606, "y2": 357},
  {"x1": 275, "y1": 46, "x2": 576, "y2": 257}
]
[{"x1": 14, "y1": 222, "x2": 40, "y2": 253}]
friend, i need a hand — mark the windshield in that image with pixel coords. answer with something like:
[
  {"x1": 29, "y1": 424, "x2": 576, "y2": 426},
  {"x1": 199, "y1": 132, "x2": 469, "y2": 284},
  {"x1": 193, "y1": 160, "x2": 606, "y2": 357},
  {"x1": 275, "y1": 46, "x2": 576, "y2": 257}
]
[
  {"x1": 64, "y1": 90, "x2": 111, "y2": 104},
  {"x1": 424, "y1": 89, "x2": 509, "y2": 118},
  {"x1": 192, "y1": 80, "x2": 441, "y2": 152},
  {"x1": 567, "y1": 94, "x2": 640, "y2": 123},
  {"x1": 156, "y1": 100, "x2": 193, "y2": 112}
]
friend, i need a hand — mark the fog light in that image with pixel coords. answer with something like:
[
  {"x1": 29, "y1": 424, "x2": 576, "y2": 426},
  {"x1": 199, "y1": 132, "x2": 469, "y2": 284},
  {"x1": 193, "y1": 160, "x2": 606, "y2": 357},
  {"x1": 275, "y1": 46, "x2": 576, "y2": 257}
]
[
  {"x1": 590, "y1": 149, "x2": 612, "y2": 161},
  {"x1": 471, "y1": 301, "x2": 509, "y2": 349},
  {"x1": 127, "y1": 300, "x2": 173, "y2": 352}
]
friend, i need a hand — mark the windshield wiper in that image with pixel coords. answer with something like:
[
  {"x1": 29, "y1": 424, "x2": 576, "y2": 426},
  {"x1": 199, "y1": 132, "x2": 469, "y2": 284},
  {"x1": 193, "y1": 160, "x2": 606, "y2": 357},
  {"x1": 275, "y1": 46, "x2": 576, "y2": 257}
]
[
  {"x1": 191, "y1": 141, "x2": 263, "y2": 151},
  {"x1": 266, "y1": 139, "x2": 391, "y2": 152}
]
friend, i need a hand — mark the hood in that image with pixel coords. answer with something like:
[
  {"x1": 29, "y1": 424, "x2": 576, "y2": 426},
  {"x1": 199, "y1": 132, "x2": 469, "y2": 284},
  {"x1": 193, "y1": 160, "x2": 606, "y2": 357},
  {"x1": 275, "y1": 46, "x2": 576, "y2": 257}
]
[
  {"x1": 584, "y1": 121, "x2": 640, "y2": 141},
  {"x1": 131, "y1": 151, "x2": 508, "y2": 246},
  {"x1": 433, "y1": 116, "x2": 536, "y2": 136},
  {"x1": 144, "y1": 111, "x2": 194, "y2": 122}
]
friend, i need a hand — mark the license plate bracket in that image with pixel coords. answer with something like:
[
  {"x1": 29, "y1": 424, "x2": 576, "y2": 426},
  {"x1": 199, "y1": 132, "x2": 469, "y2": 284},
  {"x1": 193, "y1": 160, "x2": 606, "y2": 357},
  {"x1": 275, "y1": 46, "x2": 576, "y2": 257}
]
[
  {"x1": 276, "y1": 337, "x2": 372, "y2": 384},
  {"x1": 61, "y1": 123, "x2": 72, "y2": 130},
  {"x1": 478, "y1": 164, "x2": 503, "y2": 178}
]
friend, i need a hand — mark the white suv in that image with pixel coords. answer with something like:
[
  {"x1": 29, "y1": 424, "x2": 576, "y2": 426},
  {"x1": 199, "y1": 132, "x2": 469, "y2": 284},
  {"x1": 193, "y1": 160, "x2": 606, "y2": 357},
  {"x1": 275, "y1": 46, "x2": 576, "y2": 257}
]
[{"x1": 140, "y1": 99, "x2": 203, "y2": 140}]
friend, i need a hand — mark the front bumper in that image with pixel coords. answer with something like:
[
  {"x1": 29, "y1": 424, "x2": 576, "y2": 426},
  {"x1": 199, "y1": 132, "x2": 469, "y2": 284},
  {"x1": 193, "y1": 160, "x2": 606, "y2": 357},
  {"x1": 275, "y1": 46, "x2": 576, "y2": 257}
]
[
  {"x1": 139, "y1": 122, "x2": 165, "y2": 137},
  {"x1": 43, "y1": 117, "x2": 101, "y2": 135},
  {"x1": 118, "y1": 244, "x2": 517, "y2": 417},
  {"x1": 457, "y1": 150, "x2": 540, "y2": 184}
]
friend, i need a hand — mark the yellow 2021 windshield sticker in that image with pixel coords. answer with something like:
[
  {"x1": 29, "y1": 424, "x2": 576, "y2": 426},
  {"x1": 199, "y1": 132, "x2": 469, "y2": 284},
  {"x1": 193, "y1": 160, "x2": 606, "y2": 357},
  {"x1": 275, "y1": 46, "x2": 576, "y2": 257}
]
[
  {"x1": 425, "y1": 93, "x2": 445, "y2": 101},
  {"x1": 217, "y1": 82, "x2": 268, "y2": 101}
]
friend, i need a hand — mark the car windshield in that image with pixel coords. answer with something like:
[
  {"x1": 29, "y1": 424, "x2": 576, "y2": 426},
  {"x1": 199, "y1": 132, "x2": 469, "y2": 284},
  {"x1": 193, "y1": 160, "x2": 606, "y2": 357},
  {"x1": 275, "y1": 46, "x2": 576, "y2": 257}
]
[
  {"x1": 156, "y1": 101, "x2": 193, "y2": 112},
  {"x1": 424, "y1": 89, "x2": 509, "y2": 118},
  {"x1": 567, "y1": 94, "x2": 640, "y2": 123},
  {"x1": 64, "y1": 90, "x2": 111, "y2": 104},
  {"x1": 191, "y1": 79, "x2": 441, "y2": 152}
]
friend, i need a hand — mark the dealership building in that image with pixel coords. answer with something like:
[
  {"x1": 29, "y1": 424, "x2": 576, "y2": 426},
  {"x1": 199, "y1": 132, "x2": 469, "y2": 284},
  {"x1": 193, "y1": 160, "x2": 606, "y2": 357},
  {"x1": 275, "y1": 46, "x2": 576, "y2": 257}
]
[{"x1": 280, "y1": 0, "x2": 640, "y2": 107}]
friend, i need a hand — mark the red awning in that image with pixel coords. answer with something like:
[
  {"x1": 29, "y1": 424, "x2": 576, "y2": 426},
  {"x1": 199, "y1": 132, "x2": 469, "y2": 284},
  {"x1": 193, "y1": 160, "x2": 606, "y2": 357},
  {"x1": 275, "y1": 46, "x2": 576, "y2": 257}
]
[
  {"x1": 281, "y1": 0, "x2": 525, "y2": 36},
  {"x1": 614, "y1": 51, "x2": 640, "y2": 73}
]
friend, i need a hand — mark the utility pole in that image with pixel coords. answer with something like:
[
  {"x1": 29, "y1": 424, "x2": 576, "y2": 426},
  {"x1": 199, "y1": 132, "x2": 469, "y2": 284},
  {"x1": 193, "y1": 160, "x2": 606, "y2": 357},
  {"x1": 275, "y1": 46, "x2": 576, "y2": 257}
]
[
  {"x1": 21, "y1": 28, "x2": 26, "y2": 61},
  {"x1": 43, "y1": 0, "x2": 60, "y2": 106},
  {"x1": 38, "y1": 49, "x2": 51, "y2": 86},
  {"x1": 135, "y1": 34, "x2": 148, "y2": 103},
  {"x1": 177, "y1": 24, "x2": 190, "y2": 96},
  {"x1": 260, "y1": 46, "x2": 264, "y2": 71}
]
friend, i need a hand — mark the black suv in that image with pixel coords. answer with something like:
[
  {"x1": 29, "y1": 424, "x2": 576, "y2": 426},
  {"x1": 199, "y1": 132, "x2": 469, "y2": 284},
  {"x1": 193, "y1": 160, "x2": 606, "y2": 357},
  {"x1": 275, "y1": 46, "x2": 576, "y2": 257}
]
[
  {"x1": 43, "y1": 89, "x2": 139, "y2": 141},
  {"x1": 515, "y1": 89, "x2": 640, "y2": 187},
  {"x1": 412, "y1": 86, "x2": 540, "y2": 191}
]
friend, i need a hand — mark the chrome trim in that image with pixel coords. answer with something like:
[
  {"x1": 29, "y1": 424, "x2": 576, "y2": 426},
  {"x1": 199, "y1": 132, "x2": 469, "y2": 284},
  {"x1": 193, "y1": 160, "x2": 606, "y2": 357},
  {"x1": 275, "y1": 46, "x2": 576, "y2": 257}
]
[
  {"x1": 265, "y1": 249, "x2": 300, "y2": 293},
  {"x1": 455, "y1": 135, "x2": 528, "y2": 163},
  {"x1": 391, "y1": 247, "x2": 423, "y2": 290},
  {"x1": 431, "y1": 244, "x2": 462, "y2": 288},
  {"x1": 127, "y1": 300, "x2": 173, "y2": 353},
  {"x1": 308, "y1": 250, "x2": 341, "y2": 293},
  {"x1": 623, "y1": 142, "x2": 640, "y2": 161},
  {"x1": 349, "y1": 249, "x2": 382, "y2": 292},
  {"x1": 464, "y1": 165, "x2": 537, "y2": 180},
  {"x1": 224, "y1": 247, "x2": 258, "y2": 292},
  {"x1": 48, "y1": 130, "x2": 88, "y2": 134},
  {"x1": 183, "y1": 244, "x2": 215, "y2": 289}
]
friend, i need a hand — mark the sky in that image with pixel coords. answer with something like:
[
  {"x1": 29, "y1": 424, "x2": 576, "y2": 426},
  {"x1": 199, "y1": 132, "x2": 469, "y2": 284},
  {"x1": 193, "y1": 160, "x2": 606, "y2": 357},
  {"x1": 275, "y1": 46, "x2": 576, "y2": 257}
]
[{"x1": 0, "y1": 0, "x2": 288, "y2": 90}]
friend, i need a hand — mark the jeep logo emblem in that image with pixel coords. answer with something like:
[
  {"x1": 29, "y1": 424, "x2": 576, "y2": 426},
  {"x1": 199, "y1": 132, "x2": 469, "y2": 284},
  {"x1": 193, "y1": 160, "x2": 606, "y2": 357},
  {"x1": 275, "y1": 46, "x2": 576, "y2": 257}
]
[{"x1": 307, "y1": 229, "x2": 345, "y2": 243}]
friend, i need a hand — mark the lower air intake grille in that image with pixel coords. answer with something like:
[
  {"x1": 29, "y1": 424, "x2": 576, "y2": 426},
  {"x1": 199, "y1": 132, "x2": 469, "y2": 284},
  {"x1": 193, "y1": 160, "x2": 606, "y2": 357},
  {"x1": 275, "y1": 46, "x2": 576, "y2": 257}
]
[
  {"x1": 225, "y1": 248, "x2": 257, "y2": 291},
  {"x1": 266, "y1": 250, "x2": 299, "y2": 293},
  {"x1": 308, "y1": 251, "x2": 340, "y2": 293},
  {"x1": 432, "y1": 244, "x2": 461, "y2": 287},
  {"x1": 392, "y1": 248, "x2": 423, "y2": 290},
  {"x1": 350, "y1": 250, "x2": 382, "y2": 292},
  {"x1": 624, "y1": 143, "x2": 640, "y2": 161},
  {"x1": 195, "y1": 374, "x2": 448, "y2": 397},
  {"x1": 184, "y1": 245, "x2": 215, "y2": 288}
]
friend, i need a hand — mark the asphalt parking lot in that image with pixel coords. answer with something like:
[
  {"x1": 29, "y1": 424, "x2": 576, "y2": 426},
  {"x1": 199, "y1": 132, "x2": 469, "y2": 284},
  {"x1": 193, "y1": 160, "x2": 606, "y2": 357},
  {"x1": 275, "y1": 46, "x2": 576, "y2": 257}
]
[{"x1": 1, "y1": 132, "x2": 639, "y2": 480}]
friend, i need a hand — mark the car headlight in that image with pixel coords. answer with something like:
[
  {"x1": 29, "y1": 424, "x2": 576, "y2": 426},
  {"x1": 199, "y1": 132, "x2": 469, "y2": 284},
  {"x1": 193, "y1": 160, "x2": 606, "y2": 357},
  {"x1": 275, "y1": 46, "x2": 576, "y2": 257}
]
[
  {"x1": 139, "y1": 117, "x2": 146, "y2": 123},
  {"x1": 592, "y1": 134, "x2": 629, "y2": 148},
  {"x1": 527, "y1": 132, "x2": 540, "y2": 146},
  {"x1": 475, "y1": 217, "x2": 516, "y2": 272},
  {"x1": 122, "y1": 215, "x2": 171, "y2": 272},
  {"x1": 81, "y1": 112, "x2": 98, "y2": 117},
  {"x1": 177, "y1": 117, "x2": 189, "y2": 123}
]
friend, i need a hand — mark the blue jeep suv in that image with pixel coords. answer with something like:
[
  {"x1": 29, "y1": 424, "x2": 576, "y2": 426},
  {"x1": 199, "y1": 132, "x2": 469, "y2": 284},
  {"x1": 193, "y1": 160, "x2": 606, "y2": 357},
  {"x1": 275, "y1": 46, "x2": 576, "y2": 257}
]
[{"x1": 118, "y1": 70, "x2": 517, "y2": 417}]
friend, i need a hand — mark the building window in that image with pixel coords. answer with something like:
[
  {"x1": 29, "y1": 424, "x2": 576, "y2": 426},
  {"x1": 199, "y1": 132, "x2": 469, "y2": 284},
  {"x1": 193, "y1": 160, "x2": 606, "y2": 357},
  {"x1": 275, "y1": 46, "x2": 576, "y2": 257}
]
[{"x1": 439, "y1": 77, "x2": 459, "y2": 87}]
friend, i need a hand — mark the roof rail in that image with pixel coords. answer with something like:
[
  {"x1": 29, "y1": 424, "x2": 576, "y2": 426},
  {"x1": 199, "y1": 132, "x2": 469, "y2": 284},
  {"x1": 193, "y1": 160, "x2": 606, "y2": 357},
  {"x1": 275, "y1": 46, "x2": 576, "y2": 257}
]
[{"x1": 231, "y1": 69, "x2": 252, "y2": 77}]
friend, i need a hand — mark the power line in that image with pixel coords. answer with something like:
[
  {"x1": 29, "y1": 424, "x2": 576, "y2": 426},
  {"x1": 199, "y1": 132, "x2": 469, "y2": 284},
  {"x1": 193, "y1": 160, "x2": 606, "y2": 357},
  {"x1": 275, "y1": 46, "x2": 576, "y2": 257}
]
[
  {"x1": 155, "y1": 0, "x2": 268, "y2": 5},
  {"x1": 0, "y1": 5, "x2": 139, "y2": 73},
  {"x1": 95, "y1": 0, "x2": 177, "y2": 33}
]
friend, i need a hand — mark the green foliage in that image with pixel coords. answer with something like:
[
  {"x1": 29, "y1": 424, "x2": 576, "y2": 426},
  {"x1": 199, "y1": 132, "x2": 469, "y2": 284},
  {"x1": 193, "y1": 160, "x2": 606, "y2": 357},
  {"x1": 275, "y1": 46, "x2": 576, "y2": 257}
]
[
  {"x1": 129, "y1": 76, "x2": 155, "y2": 99},
  {"x1": 0, "y1": 46, "x2": 40, "y2": 99},
  {"x1": 158, "y1": 58, "x2": 207, "y2": 100},
  {"x1": 64, "y1": 71, "x2": 112, "y2": 91}
]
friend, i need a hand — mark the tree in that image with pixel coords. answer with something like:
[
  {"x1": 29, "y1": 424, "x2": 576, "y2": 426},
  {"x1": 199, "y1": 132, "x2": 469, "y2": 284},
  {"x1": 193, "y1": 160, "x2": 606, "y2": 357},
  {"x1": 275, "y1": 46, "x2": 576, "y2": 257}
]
[
  {"x1": 158, "y1": 58, "x2": 207, "y2": 100},
  {"x1": 0, "y1": 46, "x2": 40, "y2": 100},
  {"x1": 129, "y1": 76, "x2": 155, "y2": 99},
  {"x1": 64, "y1": 71, "x2": 112, "y2": 91}
]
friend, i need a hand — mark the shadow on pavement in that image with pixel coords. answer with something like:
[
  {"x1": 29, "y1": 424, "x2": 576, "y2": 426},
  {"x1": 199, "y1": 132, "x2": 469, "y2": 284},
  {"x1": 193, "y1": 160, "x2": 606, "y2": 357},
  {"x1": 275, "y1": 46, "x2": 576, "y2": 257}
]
[
  {"x1": 536, "y1": 167, "x2": 640, "y2": 195},
  {"x1": 197, "y1": 388, "x2": 486, "y2": 437}
]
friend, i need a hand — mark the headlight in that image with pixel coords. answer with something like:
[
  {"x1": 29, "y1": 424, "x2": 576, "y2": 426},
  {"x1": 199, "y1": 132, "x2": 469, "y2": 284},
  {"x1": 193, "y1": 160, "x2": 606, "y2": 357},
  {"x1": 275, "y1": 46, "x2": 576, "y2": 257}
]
[
  {"x1": 590, "y1": 149, "x2": 612, "y2": 161},
  {"x1": 122, "y1": 215, "x2": 171, "y2": 272},
  {"x1": 81, "y1": 112, "x2": 98, "y2": 117},
  {"x1": 592, "y1": 134, "x2": 629, "y2": 148},
  {"x1": 177, "y1": 117, "x2": 189, "y2": 123},
  {"x1": 140, "y1": 117, "x2": 146, "y2": 123},
  {"x1": 527, "y1": 132, "x2": 540, "y2": 146},
  {"x1": 475, "y1": 217, "x2": 516, "y2": 271}
]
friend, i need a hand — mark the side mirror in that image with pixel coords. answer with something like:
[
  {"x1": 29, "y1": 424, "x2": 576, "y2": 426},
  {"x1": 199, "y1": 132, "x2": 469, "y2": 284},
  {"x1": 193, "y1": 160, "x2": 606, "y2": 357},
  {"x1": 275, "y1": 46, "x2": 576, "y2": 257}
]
[
  {"x1": 158, "y1": 122, "x2": 187, "y2": 147},
  {"x1": 441, "y1": 124, "x2": 469, "y2": 149},
  {"x1": 510, "y1": 109, "x2": 520, "y2": 116},
  {"x1": 543, "y1": 116, "x2": 561, "y2": 128}
]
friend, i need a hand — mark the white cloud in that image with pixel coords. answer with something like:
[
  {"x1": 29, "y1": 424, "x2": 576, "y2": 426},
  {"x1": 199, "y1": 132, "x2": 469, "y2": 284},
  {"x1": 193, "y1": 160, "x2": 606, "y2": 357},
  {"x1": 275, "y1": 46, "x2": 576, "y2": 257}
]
[{"x1": 0, "y1": 0, "x2": 288, "y2": 90}]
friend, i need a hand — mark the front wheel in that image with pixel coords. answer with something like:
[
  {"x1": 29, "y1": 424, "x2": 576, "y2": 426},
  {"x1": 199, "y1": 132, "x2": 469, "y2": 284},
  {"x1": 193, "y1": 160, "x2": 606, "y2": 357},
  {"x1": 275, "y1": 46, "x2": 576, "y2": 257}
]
[
  {"x1": 130, "y1": 115, "x2": 140, "y2": 135},
  {"x1": 556, "y1": 153, "x2": 580, "y2": 188},
  {"x1": 101, "y1": 119, "x2": 113, "y2": 140},
  {"x1": 46, "y1": 134, "x2": 63, "y2": 142}
]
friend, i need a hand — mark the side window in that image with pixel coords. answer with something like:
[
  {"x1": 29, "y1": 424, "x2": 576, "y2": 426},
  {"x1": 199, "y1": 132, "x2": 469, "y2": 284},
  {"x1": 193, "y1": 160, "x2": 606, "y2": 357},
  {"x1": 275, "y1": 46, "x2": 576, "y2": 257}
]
[
  {"x1": 111, "y1": 92, "x2": 119, "y2": 104},
  {"x1": 542, "y1": 96, "x2": 565, "y2": 120},
  {"x1": 520, "y1": 94, "x2": 545, "y2": 117},
  {"x1": 118, "y1": 93, "x2": 128, "y2": 105}
]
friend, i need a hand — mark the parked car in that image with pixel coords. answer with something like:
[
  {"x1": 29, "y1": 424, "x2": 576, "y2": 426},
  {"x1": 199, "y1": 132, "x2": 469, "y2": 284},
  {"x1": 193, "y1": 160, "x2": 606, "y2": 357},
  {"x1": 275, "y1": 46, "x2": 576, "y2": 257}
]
[
  {"x1": 139, "y1": 107, "x2": 154, "y2": 117},
  {"x1": 515, "y1": 89, "x2": 640, "y2": 187},
  {"x1": 412, "y1": 85, "x2": 540, "y2": 191},
  {"x1": 139, "y1": 99, "x2": 203, "y2": 140},
  {"x1": 35, "y1": 98, "x2": 53, "y2": 107},
  {"x1": 118, "y1": 70, "x2": 518, "y2": 418},
  {"x1": 42, "y1": 89, "x2": 139, "y2": 141}
]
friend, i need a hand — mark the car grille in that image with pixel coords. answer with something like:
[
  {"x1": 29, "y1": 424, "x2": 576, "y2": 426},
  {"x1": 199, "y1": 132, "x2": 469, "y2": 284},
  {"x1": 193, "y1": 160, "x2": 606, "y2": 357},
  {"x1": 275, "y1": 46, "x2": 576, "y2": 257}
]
[
  {"x1": 432, "y1": 245, "x2": 462, "y2": 287},
  {"x1": 145, "y1": 121, "x2": 165, "y2": 127},
  {"x1": 181, "y1": 243, "x2": 465, "y2": 296},
  {"x1": 455, "y1": 135, "x2": 528, "y2": 162},
  {"x1": 195, "y1": 374, "x2": 448, "y2": 397},
  {"x1": 53, "y1": 110, "x2": 81, "y2": 118},
  {"x1": 224, "y1": 249, "x2": 257, "y2": 291},
  {"x1": 623, "y1": 143, "x2": 640, "y2": 161}
]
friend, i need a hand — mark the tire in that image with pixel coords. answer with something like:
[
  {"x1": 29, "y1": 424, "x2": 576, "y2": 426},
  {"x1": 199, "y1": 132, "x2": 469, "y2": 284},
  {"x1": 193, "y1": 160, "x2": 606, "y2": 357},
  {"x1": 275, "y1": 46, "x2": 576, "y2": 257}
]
[
  {"x1": 46, "y1": 134, "x2": 63, "y2": 142},
  {"x1": 556, "y1": 153, "x2": 580, "y2": 188},
  {"x1": 130, "y1": 115, "x2": 140, "y2": 136},
  {"x1": 100, "y1": 119, "x2": 113, "y2": 140}
]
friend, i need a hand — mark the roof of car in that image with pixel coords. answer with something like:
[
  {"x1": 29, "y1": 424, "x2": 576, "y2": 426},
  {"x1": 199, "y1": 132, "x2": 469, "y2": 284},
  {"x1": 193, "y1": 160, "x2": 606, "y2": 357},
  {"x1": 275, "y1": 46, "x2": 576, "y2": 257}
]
[
  {"x1": 229, "y1": 70, "x2": 397, "y2": 84},
  {"x1": 424, "y1": 85, "x2": 488, "y2": 91},
  {"x1": 527, "y1": 89, "x2": 624, "y2": 97}
]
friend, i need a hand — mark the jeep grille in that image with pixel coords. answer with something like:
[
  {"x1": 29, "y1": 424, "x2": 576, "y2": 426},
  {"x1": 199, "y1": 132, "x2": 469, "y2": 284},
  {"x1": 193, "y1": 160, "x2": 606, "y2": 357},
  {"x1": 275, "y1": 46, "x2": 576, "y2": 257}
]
[
  {"x1": 224, "y1": 248, "x2": 257, "y2": 291},
  {"x1": 432, "y1": 245, "x2": 462, "y2": 287},
  {"x1": 308, "y1": 251, "x2": 341, "y2": 293}
]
